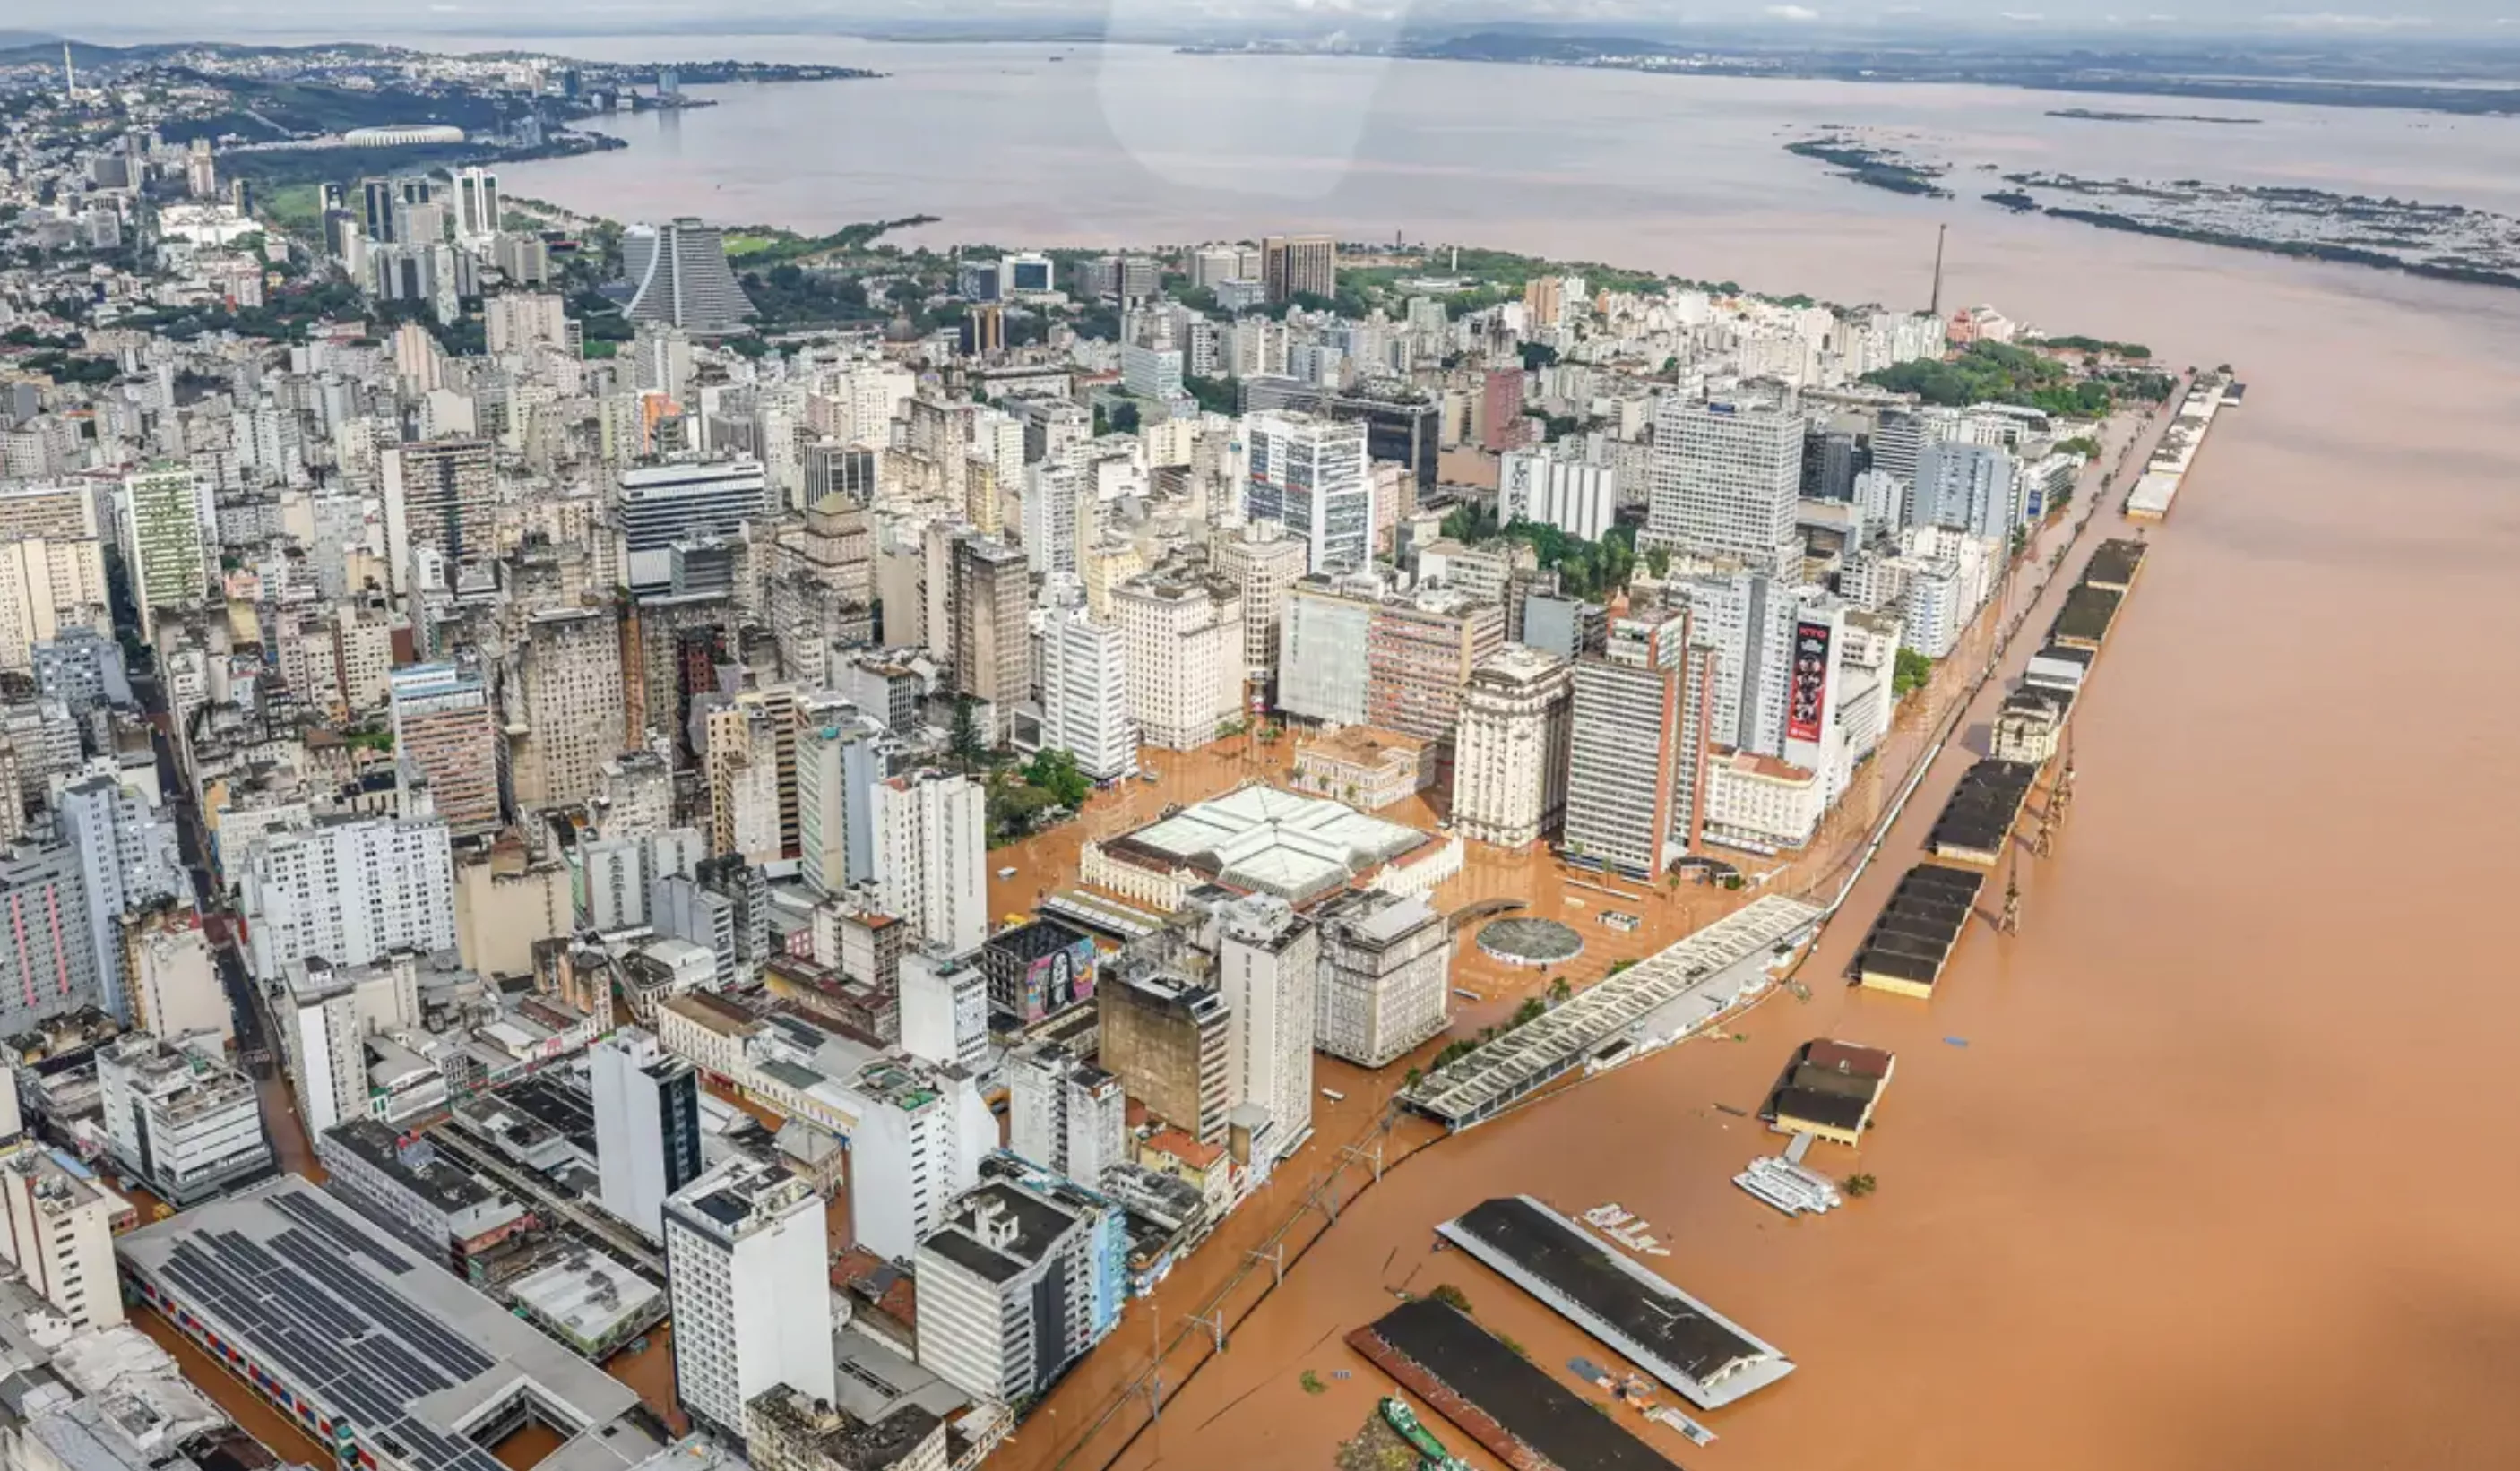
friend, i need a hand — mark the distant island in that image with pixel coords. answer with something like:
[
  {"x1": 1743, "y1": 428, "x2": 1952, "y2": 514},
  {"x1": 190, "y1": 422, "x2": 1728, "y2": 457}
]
[
  {"x1": 2048, "y1": 109, "x2": 2263, "y2": 125},
  {"x1": 1783, "y1": 134, "x2": 1950, "y2": 199}
]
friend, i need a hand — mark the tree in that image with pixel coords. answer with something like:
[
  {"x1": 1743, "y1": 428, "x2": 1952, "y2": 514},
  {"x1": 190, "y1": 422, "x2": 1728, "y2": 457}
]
[
  {"x1": 948, "y1": 697, "x2": 988, "y2": 770},
  {"x1": 1428, "y1": 1283, "x2": 1472, "y2": 1314},
  {"x1": 1547, "y1": 976, "x2": 1572, "y2": 1004},
  {"x1": 1843, "y1": 1173, "x2": 1878, "y2": 1198},
  {"x1": 1893, "y1": 648, "x2": 1933, "y2": 699},
  {"x1": 1023, "y1": 747, "x2": 1092, "y2": 811}
]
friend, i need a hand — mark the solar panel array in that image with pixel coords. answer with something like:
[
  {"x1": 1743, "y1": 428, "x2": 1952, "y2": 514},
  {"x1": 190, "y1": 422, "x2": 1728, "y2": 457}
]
[{"x1": 146, "y1": 1190, "x2": 513, "y2": 1471}]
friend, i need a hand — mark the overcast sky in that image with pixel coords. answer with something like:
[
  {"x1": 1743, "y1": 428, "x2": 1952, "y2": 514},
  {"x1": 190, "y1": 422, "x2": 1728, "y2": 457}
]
[{"x1": 18, "y1": 1, "x2": 2511, "y2": 45}]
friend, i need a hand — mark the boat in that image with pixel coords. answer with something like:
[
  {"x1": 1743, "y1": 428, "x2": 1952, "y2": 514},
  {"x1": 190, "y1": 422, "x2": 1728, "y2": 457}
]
[
  {"x1": 1320, "y1": 1088, "x2": 1346, "y2": 1102},
  {"x1": 1379, "y1": 1398, "x2": 1471, "y2": 1469}
]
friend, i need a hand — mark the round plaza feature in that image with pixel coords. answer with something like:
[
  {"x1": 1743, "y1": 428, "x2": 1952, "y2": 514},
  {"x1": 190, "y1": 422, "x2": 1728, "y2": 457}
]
[{"x1": 1477, "y1": 916, "x2": 1585, "y2": 967}]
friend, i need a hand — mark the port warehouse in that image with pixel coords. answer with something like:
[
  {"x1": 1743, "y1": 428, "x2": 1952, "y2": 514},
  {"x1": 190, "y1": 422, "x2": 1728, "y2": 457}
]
[
  {"x1": 1765, "y1": 1039, "x2": 1897, "y2": 1147},
  {"x1": 1437, "y1": 1195, "x2": 1795, "y2": 1410},
  {"x1": 1348, "y1": 1298, "x2": 1675, "y2": 1471},
  {"x1": 1929, "y1": 760, "x2": 2039, "y2": 865},
  {"x1": 2128, "y1": 374, "x2": 2234, "y2": 520},
  {"x1": 1857, "y1": 864, "x2": 1985, "y2": 998},
  {"x1": 117, "y1": 1175, "x2": 659, "y2": 1471},
  {"x1": 1399, "y1": 897, "x2": 1820, "y2": 1129}
]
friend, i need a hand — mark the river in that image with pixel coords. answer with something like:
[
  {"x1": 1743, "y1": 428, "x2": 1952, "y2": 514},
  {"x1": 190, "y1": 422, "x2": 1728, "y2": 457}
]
[{"x1": 427, "y1": 34, "x2": 2520, "y2": 1471}]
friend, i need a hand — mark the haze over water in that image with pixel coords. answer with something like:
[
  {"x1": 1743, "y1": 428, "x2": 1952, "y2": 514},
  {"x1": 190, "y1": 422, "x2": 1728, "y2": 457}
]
[{"x1": 483, "y1": 39, "x2": 2520, "y2": 1467}]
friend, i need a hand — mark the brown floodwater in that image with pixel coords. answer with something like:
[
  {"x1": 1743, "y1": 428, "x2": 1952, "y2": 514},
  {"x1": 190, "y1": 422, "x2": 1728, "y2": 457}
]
[{"x1": 410, "y1": 37, "x2": 2520, "y2": 1468}]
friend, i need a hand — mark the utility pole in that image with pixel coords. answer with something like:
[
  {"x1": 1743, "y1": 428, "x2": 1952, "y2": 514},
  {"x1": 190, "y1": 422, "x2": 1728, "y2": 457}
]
[
  {"x1": 2054, "y1": 730, "x2": 2076, "y2": 818},
  {"x1": 1187, "y1": 1309, "x2": 1229, "y2": 1354},
  {"x1": 1248, "y1": 1243, "x2": 1286, "y2": 1289}
]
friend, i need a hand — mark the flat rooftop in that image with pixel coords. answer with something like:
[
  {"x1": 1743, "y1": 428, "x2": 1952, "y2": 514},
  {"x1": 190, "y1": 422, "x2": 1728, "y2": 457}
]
[
  {"x1": 2082, "y1": 538, "x2": 2148, "y2": 591},
  {"x1": 1099, "y1": 783, "x2": 1432, "y2": 905},
  {"x1": 1402, "y1": 897, "x2": 1820, "y2": 1128},
  {"x1": 117, "y1": 1177, "x2": 656, "y2": 1471},
  {"x1": 2050, "y1": 583, "x2": 2124, "y2": 648},
  {"x1": 1438, "y1": 1195, "x2": 1794, "y2": 1409},
  {"x1": 1352, "y1": 1298, "x2": 1676, "y2": 1471}
]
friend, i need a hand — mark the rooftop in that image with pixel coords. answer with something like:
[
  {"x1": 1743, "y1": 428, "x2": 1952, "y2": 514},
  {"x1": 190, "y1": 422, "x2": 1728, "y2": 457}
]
[
  {"x1": 1100, "y1": 783, "x2": 1432, "y2": 906},
  {"x1": 117, "y1": 1177, "x2": 655, "y2": 1471}
]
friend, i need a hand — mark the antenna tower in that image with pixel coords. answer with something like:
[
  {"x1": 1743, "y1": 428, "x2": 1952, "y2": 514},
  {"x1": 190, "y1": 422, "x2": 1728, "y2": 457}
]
[{"x1": 1929, "y1": 223, "x2": 1946, "y2": 319}]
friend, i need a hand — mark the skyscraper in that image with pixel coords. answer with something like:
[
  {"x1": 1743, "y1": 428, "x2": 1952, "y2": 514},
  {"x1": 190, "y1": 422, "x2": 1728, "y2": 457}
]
[
  {"x1": 662, "y1": 1159, "x2": 835, "y2": 1443},
  {"x1": 117, "y1": 461, "x2": 209, "y2": 637},
  {"x1": 1210, "y1": 520, "x2": 1310, "y2": 694},
  {"x1": 622, "y1": 218, "x2": 757, "y2": 332},
  {"x1": 451, "y1": 166, "x2": 501, "y2": 245},
  {"x1": 1645, "y1": 398, "x2": 1807, "y2": 575},
  {"x1": 390, "y1": 663, "x2": 503, "y2": 837},
  {"x1": 1450, "y1": 645, "x2": 1575, "y2": 849},
  {"x1": 0, "y1": 844, "x2": 101, "y2": 1034},
  {"x1": 507, "y1": 607, "x2": 626, "y2": 811},
  {"x1": 1113, "y1": 572, "x2": 1245, "y2": 751},
  {"x1": 591, "y1": 1027, "x2": 704, "y2": 1241},
  {"x1": 872, "y1": 771, "x2": 987, "y2": 956},
  {"x1": 1040, "y1": 607, "x2": 1137, "y2": 783},
  {"x1": 1563, "y1": 607, "x2": 1710, "y2": 878},
  {"x1": 1245, "y1": 412, "x2": 1371, "y2": 573},
  {"x1": 240, "y1": 815, "x2": 458, "y2": 984},
  {"x1": 914, "y1": 1175, "x2": 1111, "y2": 1405},
  {"x1": 54, "y1": 776, "x2": 186, "y2": 1019},
  {"x1": 615, "y1": 458, "x2": 770, "y2": 592},
  {"x1": 380, "y1": 439, "x2": 496, "y2": 595},
  {"x1": 1216, "y1": 894, "x2": 1317, "y2": 1163},
  {"x1": 1008, "y1": 1043, "x2": 1126, "y2": 1188},
  {"x1": 951, "y1": 535, "x2": 1029, "y2": 710},
  {"x1": 1261, "y1": 233, "x2": 1337, "y2": 303}
]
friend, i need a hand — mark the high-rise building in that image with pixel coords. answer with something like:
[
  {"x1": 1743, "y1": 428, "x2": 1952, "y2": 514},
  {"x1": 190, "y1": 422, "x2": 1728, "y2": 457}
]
[
  {"x1": 118, "y1": 461, "x2": 210, "y2": 635},
  {"x1": 1112, "y1": 572, "x2": 1245, "y2": 751},
  {"x1": 54, "y1": 776, "x2": 185, "y2": 1019},
  {"x1": 952, "y1": 535, "x2": 1029, "y2": 710},
  {"x1": 240, "y1": 814, "x2": 458, "y2": 983},
  {"x1": 380, "y1": 439, "x2": 496, "y2": 595},
  {"x1": 622, "y1": 218, "x2": 757, "y2": 332},
  {"x1": 1216, "y1": 896, "x2": 1316, "y2": 1162},
  {"x1": 1563, "y1": 607, "x2": 1713, "y2": 879},
  {"x1": 0, "y1": 538, "x2": 111, "y2": 672},
  {"x1": 704, "y1": 701, "x2": 786, "y2": 866},
  {"x1": 1312, "y1": 890, "x2": 1452, "y2": 1068},
  {"x1": 1645, "y1": 399, "x2": 1806, "y2": 575},
  {"x1": 872, "y1": 771, "x2": 987, "y2": 956},
  {"x1": 663, "y1": 1158, "x2": 836, "y2": 1443},
  {"x1": 1245, "y1": 413, "x2": 1371, "y2": 573},
  {"x1": 390, "y1": 663, "x2": 503, "y2": 837},
  {"x1": 591, "y1": 1027, "x2": 704, "y2": 1241},
  {"x1": 1007, "y1": 1041, "x2": 1126, "y2": 1186},
  {"x1": 1097, "y1": 972, "x2": 1231, "y2": 1145},
  {"x1": 1040, "y1": 607, "x2": 1137, "y2": 784},
  {"x1": 121, "y1": 910, "x2": 230, "y2": 1045},
  {"x1": 96, "y1": 1035, "x2": 272, "y2": 1206},
  {"x1": 796, "y1": 709, "x2": 885, "y2": 896},
  {"x1": 841, "y1": 1054, "x2": 994, "y2": 1261},
  {"x1": 0, "y1": 1142, "x2": 123, "y2": 1331},
  {"x1": 1498, "y1": 447, "x2": 1618, "y2": 542},
  {"x1": 900, "y1": 950, "x2": 990, "y2": 1076},
  {"x1": 507, "y1": 607, "x2": 626, "y2": 811},
  {"x1": 1450, "y1": 645, "x2": 1575, "y2": 848},
  {"x1": 0, "y1": 843, "x2": 102, "y2": 1033},
  {"x1": 914, "y1": 1175, "x2": 1112, "y2": 1405},
  {"x1": 1365, "y1": 587, "x2": 1506, "y2": 744},
  {"x1": 1261, "y1": 234, "x2": 1337, "y2": 303},
  {"x1": 1210, "y1": 520, "x2": 1310, "y2": 692},
  {"x1": 1670, "y1": 563, "x2": 1798, "y2": 758},
  {"x1": 451, "y1": 166, "x2": 501, "y2": 245},
  {"x1": 1480, "y1": 368, "x2": 1532, "y2": 452},
  {"x1": 1912, "y1": 441, "x2": 2022, "y2": 541},
  {"x1": 616, "y1": 458, "x2": 770, "y2": 592}
]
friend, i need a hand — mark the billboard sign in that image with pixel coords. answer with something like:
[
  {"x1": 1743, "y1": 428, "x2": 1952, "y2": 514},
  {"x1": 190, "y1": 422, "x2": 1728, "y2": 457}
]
[{"x1": 1788, "y1": 619, "x2": 1833, "y2": 744}]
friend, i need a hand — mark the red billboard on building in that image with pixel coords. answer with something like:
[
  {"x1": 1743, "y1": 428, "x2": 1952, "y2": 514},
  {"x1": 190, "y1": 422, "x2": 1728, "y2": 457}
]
[{"x1": 1788, "y1": 619, "x2": 1833, "y2": 744}]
